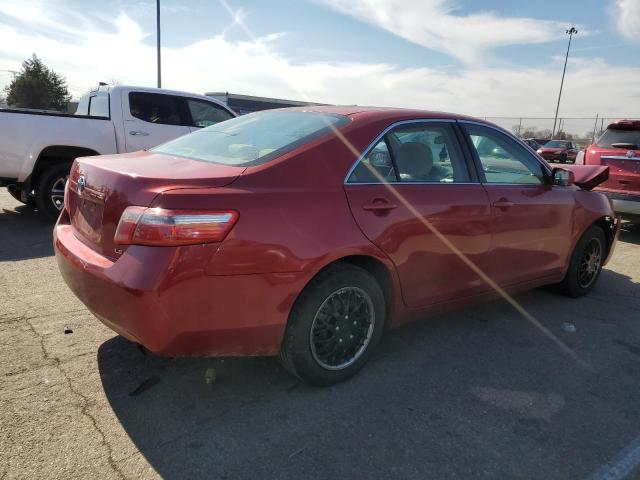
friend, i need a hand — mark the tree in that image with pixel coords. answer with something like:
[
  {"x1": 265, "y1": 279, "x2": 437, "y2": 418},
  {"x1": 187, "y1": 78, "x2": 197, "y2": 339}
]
[{"x1": 5, "y1": 54, "x2": 71, "y2": 111}]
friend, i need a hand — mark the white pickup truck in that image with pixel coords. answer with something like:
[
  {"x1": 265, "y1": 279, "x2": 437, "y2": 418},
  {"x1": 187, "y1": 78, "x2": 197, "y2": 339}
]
[{"x1": 0, "y1": 84, "x2": 236, "y2": 218}]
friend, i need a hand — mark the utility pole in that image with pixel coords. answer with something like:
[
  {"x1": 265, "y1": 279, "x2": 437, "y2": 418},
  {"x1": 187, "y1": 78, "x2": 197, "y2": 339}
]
[
  {"x1": 156, "y1": 0, "x2": 161, "y2": 88},
  {"x1": 0, "y1": 69, "x2": 18, "y2": 80},
  {"x1": 552, "y1": 27, "x2": 578, "y2": 139}
]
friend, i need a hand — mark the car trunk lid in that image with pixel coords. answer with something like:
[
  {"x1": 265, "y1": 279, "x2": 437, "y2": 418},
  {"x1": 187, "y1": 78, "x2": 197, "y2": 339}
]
[{"x1": 67, "y1": 151, "x2": 245, "y2": 259}]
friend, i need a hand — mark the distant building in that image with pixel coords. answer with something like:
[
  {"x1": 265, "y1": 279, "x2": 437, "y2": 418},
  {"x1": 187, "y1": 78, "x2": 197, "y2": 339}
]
[{"x1": 205, "y1": 91, "x2": 328, "y2": 115}]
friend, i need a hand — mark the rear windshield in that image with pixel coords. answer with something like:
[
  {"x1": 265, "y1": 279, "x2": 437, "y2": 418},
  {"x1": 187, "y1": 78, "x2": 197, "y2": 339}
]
[
  {"x1": 152, "y1": 111, "x2": 349, "y2": 166},
  {"x1": 597, "y1": 128, "x2": 640, "y2": 148},
  {"x1": 544, "y1": 140, "x2": 570, "y2": 148}
]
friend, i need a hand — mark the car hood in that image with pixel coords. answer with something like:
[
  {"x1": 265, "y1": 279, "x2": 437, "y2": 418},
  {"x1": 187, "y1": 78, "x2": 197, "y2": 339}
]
[
  {"x1": 562, "y1": 164, "x2": 609, "y2": 190},
  {"x1": 539, "y1": 147, "x2": 565, "y2": 153}
]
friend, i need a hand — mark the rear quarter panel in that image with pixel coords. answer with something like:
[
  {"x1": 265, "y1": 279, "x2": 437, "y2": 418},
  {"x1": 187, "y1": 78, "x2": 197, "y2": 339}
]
[{"x1": 154, "y1": 126, "x2": 405, "y2": 321}]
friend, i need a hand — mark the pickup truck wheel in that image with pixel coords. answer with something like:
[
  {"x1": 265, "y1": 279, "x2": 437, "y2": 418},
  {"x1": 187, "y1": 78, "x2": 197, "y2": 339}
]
[
  {"x1": 279, "y1": 264, "x2": 385, "y2": 386},
  {"x1": 34, "y1": 164, "x2": 70, "y2": 220}
]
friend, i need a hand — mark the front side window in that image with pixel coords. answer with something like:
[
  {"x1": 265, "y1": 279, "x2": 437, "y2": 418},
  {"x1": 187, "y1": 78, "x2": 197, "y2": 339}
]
[
  {"x1": 152, "y1": 110, "x2": 348, "y2": 166},
  {"x1": 347, "y1": 122, "x2": 470, "y2": 183},
  {"x1": 186, "y1": 99, "x2": 234, "y2": 127},
  {"x1": 465, "y1": 124, "x2": 546, "y2": 185},
  {"x1": 129, "y1": 92, "x2": 183, "y2": 126}
]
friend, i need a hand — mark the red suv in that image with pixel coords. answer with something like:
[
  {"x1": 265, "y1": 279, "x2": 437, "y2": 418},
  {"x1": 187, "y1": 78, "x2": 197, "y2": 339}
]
[{"x1": 576, "y1": 119, "x2": 640, "y2": 219}]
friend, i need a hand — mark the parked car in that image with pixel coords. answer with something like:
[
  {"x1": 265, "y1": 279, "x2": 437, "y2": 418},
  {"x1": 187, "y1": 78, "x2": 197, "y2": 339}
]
[
  {"x1": 537, "y1": 140, "x2": 578, "y2": 163},
  {"x1": 54, "y1": 107, "x2": 619, "y2": 386},
  {"x1": 575, "y1": 119, "x2": 640, "y2": 219},
  {"x1": 0, "y1": 84, "x2": 236, "y2": 218},
  {"x1": 522, "y1": 138, "x2": 542, "y2": 150}
]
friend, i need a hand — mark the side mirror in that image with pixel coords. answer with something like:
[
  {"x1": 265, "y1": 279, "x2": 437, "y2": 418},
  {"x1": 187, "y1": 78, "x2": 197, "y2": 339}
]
[{"x1": 552, "y1": 168, "x2": 575, "y2": 187}]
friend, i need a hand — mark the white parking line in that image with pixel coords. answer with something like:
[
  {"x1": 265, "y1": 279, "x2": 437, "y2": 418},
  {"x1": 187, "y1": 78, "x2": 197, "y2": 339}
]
[{"x1": 588, "y1": 435, "x2": 640, "y2": 480}]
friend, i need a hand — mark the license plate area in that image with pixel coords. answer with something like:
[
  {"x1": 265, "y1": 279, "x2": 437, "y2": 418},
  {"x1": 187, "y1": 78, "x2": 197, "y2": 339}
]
[{"x1": 71, "y1": 196, "x2": 104, "y2": 243}]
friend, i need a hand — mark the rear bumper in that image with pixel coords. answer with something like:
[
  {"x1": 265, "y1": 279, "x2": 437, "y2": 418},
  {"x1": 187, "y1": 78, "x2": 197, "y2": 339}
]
[
  {"x1": 53, "y1": 214, "x2": 310, "y2": 357},
  {"x1": 601, "y1": 192, "x2": 640, "y2": 216}
]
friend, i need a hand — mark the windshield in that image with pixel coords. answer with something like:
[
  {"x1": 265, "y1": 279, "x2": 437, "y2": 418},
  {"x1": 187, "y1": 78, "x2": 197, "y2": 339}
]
[
  {"x1": 152, "y1": 110, "x2": 349, "y2": 166},
  {"x1": 544, "y1": 140, "x2": 569, "y2": 148},
  {"x1": 597, "y1": 128, "x2": 640, "y2": 148}
]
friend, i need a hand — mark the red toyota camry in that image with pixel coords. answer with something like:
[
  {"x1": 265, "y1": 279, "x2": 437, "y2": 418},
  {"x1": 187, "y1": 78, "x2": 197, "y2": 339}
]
[{"x1": 54, "y1": 107, "x2": 619, "y2": 385}]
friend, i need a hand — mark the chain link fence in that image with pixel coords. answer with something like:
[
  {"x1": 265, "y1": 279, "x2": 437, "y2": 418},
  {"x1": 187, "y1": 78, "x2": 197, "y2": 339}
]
[{"x1": 482, "y1": 116, "x2": 633, "y2": 147}]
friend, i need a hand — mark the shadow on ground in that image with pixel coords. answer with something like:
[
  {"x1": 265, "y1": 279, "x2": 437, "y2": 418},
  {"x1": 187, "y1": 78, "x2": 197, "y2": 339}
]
[
  {"x1": 0, "y1": 202, "x2": 55, "y2": 261},
  {"x1": 620, "y1": 220, "x2": 640, "y2": 246},
  {"x1": 98, "y1": 268, "x2": 640, "y2": 480}
]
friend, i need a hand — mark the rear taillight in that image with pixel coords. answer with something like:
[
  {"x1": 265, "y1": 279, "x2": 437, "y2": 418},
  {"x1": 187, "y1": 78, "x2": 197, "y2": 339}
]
[
  {"x1": 114, "y1": 207, "x2": 238, "y2": 246},
  {"x1": 63, "y1": 179, "x2": 70, "y2": 211}
]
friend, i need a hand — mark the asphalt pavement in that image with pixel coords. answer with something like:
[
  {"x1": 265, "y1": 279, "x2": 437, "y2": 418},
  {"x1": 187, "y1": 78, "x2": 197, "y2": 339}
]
[{"x1": 1, "y1": 189, "x2": 640, "y2": 480}]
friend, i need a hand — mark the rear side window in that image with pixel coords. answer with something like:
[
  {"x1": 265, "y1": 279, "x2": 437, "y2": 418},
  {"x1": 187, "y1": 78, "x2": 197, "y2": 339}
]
[
  {"x1": 186, "y1": 99, "x2": 233, "y2": 127},
  {"x1": 129, "y1": 92, "x2": 184, "y2": 126},
  {"x1": 347, "y1": 122, "x2": 470, "y2": 183},
  {"x1": 597, "y1": 129, "x2": 640, "y2": 148},
  {"x1": 152, "y1": 111, "x2": 348, "y2": 166},
  {"x1": 88, "y1": 92, "x2": 109, "y2": 118},
  {"x1": 75, "y1": 95, "x2": 89, "y2": 116}
]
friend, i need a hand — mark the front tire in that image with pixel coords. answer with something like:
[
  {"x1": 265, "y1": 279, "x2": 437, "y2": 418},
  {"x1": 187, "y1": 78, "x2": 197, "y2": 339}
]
[
  {"x1": 559, "y1": 225, "x2": 606, "y2": 297},
  {"x1": 34, "y1": 164, "x2": 70, "y2": 220},
  {"x1": 279, "y1": 264, "x2": 386, "y2": 386}
]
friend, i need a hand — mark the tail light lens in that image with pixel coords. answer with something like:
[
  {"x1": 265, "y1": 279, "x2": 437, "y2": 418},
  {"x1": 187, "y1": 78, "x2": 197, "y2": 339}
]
[
  {"x1": 114, "y1": 207, "x2": 238, "y2": 246},
  {"x1": 63, "y1": 179, "x2": 70, "y2": 212}
]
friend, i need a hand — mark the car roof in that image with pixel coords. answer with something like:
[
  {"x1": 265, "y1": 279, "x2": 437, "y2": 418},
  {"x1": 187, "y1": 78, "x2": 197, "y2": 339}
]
[{"x1": 280, "y1": 105, "x2": 484, "y2": 124}]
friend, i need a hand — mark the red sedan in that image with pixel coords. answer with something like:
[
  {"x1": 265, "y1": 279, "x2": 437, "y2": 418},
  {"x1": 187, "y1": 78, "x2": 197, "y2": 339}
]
[
  {"x1": 54, "y1": 107, "x2": 619, "y2": 385},
  {"x1": 537, "y1": 140, "x2": 579, "y2": 163}
]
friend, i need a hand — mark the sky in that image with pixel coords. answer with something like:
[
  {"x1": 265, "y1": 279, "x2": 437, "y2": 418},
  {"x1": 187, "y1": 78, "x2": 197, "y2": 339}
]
[{"x1": 0, "y1": 0, "x2": 638, "y2": 123}]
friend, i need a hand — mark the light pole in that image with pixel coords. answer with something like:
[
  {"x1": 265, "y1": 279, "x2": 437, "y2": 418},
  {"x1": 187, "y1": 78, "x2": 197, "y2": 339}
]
[
  {"x1": 156, "y1": 0, "x2": 161, "y2": 88},
  {"x1": 552, "y1": 27, "x2": 577, "y2": 138}
]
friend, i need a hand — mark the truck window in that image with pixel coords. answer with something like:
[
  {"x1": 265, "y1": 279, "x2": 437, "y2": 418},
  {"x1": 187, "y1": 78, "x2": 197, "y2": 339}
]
[
  {"x1": 186, "y1": 99, "x2": 234, "y2": 127},
  {"x1": 88, "y1": 92, "x2": 109, "y2": 118},
  {"x1": 75, "y1": 95, "x2": 89, "y2": 116},
  {"x1": 129, "y1": 92, "x2": 184, "y2": 126}
]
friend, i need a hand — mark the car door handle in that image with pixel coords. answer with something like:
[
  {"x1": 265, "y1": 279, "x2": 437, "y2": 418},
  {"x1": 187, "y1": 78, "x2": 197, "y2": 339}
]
[
  {"x1": 492, "y1": 199, "x2": 515, "y2": 210},
  {"x1": 129, "y1": 130, "x2": 149, "y2": 136},
  {"x1": 362, "y1": 199, "x2": 398, "y2": 213}
]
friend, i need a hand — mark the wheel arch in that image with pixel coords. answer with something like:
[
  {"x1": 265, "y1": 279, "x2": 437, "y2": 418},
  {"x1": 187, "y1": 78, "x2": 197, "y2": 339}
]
[
  {"x1": 29, "y1": 145, "x2": 101, "y2": 192},
  {"x1": 303, "y1": 254, "x2": 398, "y2": 329},
  {"x1": 591, "y1": 215, "x2": 617, "y2": 264}
]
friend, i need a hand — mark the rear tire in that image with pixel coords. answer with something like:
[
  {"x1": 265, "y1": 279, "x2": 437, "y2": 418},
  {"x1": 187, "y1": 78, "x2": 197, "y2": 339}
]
[
  {"x1": 34, "y1": 163, "x2": 70, "y2": 220},
  {"x1": 279, "y1": 264, "x2": 386, "y2": 386},
  {"x1": 558, "y1": 225, "x2": 606, "y2": 297}
]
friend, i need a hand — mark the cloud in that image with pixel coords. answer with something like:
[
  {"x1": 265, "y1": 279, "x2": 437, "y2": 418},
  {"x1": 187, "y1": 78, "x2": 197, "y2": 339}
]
[
  {"x1": 615, "y1": 0, "x2": 640, "y2": 41},
  {"x1": 316, "y1": 0, "x2": 570, "y2": 64},
  {"x1": 0, "y1": 0, "x2": 638, "y2": 128}
]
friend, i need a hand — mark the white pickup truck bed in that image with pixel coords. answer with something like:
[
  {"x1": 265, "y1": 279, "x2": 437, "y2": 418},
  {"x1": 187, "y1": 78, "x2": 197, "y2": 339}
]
[{"x1": 0, "y1": 85, "x2": 235, "y2": 218}]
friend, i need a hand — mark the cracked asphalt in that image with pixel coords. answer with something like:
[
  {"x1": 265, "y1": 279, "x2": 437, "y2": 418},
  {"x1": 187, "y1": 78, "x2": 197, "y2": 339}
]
[{"x1": 1, "y1": 189, "x2": 640, "y2": 480}]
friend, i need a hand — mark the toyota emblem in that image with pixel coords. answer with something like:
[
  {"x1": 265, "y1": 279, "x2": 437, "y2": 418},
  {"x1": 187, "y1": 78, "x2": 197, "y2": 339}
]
[
  {"x1": 627, "y1": 150, "x2": 636, "y2": 158},
  {"x1": 77, "y1": 175, "x2": 86, "y2": 195}
]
